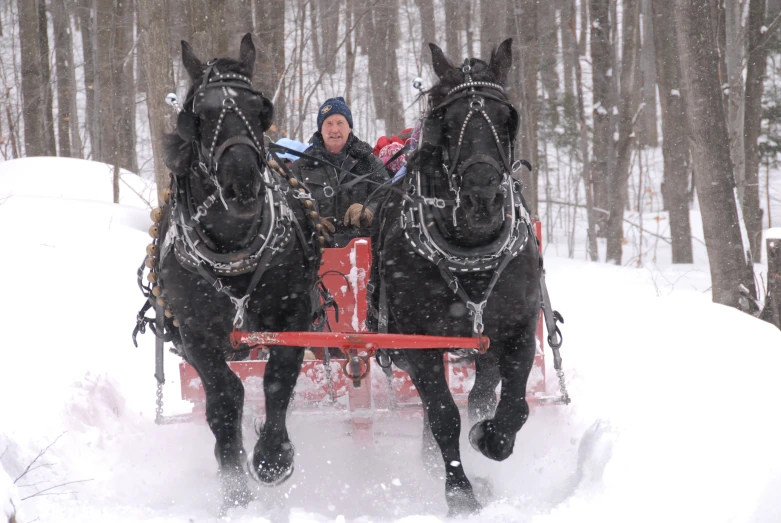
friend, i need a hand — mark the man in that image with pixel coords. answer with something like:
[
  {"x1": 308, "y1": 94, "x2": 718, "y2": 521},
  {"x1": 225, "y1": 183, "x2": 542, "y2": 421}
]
[{"x1": 289, "y1": 97, "x2": 390, "y2": 240}]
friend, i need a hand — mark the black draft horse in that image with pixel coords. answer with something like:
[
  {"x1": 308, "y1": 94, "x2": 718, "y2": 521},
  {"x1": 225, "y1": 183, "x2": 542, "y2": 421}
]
[
  {"x1": 154, "y1": 35, "x2": 320, "y2": 511},
  {"x1": 376, "y1": 39, "x2": 542, "y2": 516}
]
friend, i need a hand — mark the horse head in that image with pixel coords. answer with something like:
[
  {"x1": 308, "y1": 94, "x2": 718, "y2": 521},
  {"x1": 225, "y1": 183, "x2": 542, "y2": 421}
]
[
  {"x1": 175, "y1": 33, "x2": 273, "y2": 221},
  {"x1": 422, "y1": 39, "x2": 518, "y2": 236}
]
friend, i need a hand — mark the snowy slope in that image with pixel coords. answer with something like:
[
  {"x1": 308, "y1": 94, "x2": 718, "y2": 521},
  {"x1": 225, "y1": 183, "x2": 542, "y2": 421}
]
[{"x1": 1, "y1": 157, "x2": 781, "y2": 523}]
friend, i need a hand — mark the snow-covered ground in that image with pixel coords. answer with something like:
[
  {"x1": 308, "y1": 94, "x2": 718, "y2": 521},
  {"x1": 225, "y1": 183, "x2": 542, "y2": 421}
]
[{"x1": 1, "y1": 156, "x2": 781, "y2": 522}]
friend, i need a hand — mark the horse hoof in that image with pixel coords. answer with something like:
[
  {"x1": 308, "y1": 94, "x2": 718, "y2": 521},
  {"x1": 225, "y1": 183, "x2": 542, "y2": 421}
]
[
  {"x1": 469, "y1": 420, "x2": 514, "y2": 461},
  {"x1": 218, "y1": 471, "x2": 253, "y2": 515},
  {"x1": 252, "y1": 441, "x2": 296, "y2": 486},
  {"x1": 469, "y1": 421, "x2": 486, "y2": 453},
  {"x1": 445, "y1": 486, "x2": 482, "y2": 517}
]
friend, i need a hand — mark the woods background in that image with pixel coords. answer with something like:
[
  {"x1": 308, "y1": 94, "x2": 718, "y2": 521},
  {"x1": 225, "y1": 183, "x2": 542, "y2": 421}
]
[{"x1": 2, "y1": 0, "x2": 781, "y2": 309}]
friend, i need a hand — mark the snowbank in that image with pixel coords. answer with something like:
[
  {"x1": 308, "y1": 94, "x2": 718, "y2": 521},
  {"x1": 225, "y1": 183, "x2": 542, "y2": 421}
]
[{"x1": 0, "y1": 157, "x2": 780, "y2": 522}]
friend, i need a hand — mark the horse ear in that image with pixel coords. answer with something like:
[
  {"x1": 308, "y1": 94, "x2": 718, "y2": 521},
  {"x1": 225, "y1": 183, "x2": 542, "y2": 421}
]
[
  {"x1": 260, "y1": 98, "x2": 274, "y2": 132},
  {"x1": 488, "y1": 38, "x2": 513, "y2": 85},
  {"x1": 429, "y1": 43, "x2": 454, "y2": 80},
  {"x1": 238, "y1": 33, "x2": 256, "y2": 78},
  {"x1": 181, "y1": 40, "x2": 204, "y2": 80}
]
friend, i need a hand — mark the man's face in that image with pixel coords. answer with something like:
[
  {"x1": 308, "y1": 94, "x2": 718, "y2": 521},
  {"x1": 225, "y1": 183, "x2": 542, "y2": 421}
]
[{"x1": 321, "y1": 114, "x2": 350, "y2": 155}]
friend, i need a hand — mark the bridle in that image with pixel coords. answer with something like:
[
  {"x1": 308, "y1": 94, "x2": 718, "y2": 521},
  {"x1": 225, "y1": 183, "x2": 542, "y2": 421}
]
[{"x1": 177, "y1": 61, "x2": 270, "y2": 209}]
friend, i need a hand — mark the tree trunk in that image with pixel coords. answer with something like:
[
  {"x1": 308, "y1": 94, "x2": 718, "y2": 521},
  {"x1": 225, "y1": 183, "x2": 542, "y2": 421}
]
[
  {"x1": 76, "y1": 0, "x2": 96, "y2": 155},
  {"x1": 743, "y1": 0, "x2": 767, "y2": 262},
  {"x1": 416, "y1": 0, "x2": 436, "y2": 61},
  {"x1": 118, "y1": 0, "x2": 137, "y2": 173},
  {"x1": 725, "y1": 0, "x2": 746, "y2": 213},
  {"x1": 18, "y1": 0, "x2": 46, "y2": 156},
  {"x1": 94, "y1": 0, "x2": 119, "y2": 173},
  {"x1": 345, "y1": 0, "x2": 356, "y2": 105},
  {"x1": 365, "y1": 0, "x2": 404, "y2": 136},
  {"x1": 38, "y1": 0, "x2": 56, "y2": 156},
  {"x1": 515, "y1": 0, "x2": 540, "y2": 216},
  {"x1": 480, "y1": 0, "x2": 502, "y2": 52},
  {"x1": 606, "y1": 0, "x2": 639, "y2": 264},
  {"x1": 640, "y1": 0, "x2": 658, "y2": 146},
  {"x1": 570, "y1": 0, "x2": 599, "y2": 261},
  {"x1": 651, "y1": 0, "x2": 693, "y2": 263},
  {"x1": 560, "y1": 0, "x2": 575, "y2": 100},
  {"x1": 538, "y1": 0, "x2": 559, "y2": 101},
  {"x1": 138, "y1": 0, "x2": 175, "y2": 202},
  {"x1": 383, "y1": 0, "x2": 405, "y2": 135},
  {"x1": 52, "y1": 0, "x2": 74, "y2": 157},
  {"x1": 255, "y1": 0, "x2": 286, "y2": 137},
  {"x1": 675, "y1": 0, "x2": 752, "y2": 309},
  {"x1": 444, "y1": 0, "x2": 460, "y2": 57},
  {"x1": 590, "y1": 0, "x2": 613, "y2": 237}
]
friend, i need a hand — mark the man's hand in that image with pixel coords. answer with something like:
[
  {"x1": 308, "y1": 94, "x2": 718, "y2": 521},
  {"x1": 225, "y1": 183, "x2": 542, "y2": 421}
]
[
  {"x1": 343, "y1": 203, "x2": 373, "y2": 227},
  {"x1": 319, "y1": 216, "x2": 336, "y2": 233}
]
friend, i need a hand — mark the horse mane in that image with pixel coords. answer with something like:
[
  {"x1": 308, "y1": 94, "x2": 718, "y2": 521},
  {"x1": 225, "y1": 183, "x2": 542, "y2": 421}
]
[{"x1": 162, "y1": 56, "x2": 253, "y2": 177}]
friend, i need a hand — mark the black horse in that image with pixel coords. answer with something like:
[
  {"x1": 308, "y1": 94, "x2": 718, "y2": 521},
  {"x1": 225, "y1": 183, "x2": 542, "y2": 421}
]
[
  {"x1": 150, "y1": 34, "x2": 323, "y2": 511},
  {"x1": 375, "y1": 39, "x2": 543, "y2": 516}
]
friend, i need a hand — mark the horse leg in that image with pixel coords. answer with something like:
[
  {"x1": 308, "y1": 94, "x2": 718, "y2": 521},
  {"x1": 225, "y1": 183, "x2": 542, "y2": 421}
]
[
  {"x1": 467, "y1": 351, "x2": 500, "y2": 425},
  {"x1": 469, "y1": 326, "x2": 536, "y2": 462},
  {"x1": 403, "y1": 350, "x2": 482, "y2": 517},
  {"x1": 182, "y1": 329, "x2": 252, "y2": 509},
  {"x1": 252, "y1": 345, "x2": 304, "y2": 485}
]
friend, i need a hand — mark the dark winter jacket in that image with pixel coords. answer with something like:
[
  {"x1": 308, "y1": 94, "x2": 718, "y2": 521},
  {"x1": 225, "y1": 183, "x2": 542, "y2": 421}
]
[{"x1": 290, "y1": 132, "x2": 390, "y2": 233}]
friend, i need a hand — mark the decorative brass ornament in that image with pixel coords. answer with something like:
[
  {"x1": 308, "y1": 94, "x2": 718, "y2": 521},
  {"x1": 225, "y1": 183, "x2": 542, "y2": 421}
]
[
  {"x1": 289, "y1": 178, "x2": 299, "y2": 187},
  {"x1": 164, "y1": 308, "x2": 174, "y2": 318},
  {"x1": 151, "y1": 286, "x2": 162, "y2": 297},
  {"x1": 146, "y1": 243, "x2": 157, "y2": 256},
  {"x1": 149, "y1": 225, "x2": 160, "y2": 238},
  {"x1": 150, "y1": 207, "x2": 163, "y2": 223},
  {"x1": 145, "y1": 257, "x2": 156, "y2": 269},
  {"x1": 172, "y1": 318, "x2": 181, "y2": 327},
  {"x1": 156, "y1": 297, "x2": 166, "y2": 307},
  {"x1": 147, "y1": 271, "x2": 158, "y2": 283},
  {"x1": 162, "y1": 188, "x2": 172, "y2": 204}
]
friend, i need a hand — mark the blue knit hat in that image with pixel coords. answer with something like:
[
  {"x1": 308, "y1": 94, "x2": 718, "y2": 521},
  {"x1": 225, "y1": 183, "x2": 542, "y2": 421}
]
[{"x1": 317, "y1": 97, "x2": 353, "y2": 133}]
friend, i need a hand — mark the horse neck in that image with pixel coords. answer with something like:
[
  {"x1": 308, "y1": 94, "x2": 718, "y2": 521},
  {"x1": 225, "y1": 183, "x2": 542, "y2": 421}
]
[{"x1": 187, "y1": 174, "x2": 264, "y2": 252}]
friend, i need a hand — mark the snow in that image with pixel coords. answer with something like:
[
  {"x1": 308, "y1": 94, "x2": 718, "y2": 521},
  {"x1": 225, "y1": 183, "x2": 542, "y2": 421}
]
[{"x1": 1, "y1": 157, "x2": 781, "y2": 522}]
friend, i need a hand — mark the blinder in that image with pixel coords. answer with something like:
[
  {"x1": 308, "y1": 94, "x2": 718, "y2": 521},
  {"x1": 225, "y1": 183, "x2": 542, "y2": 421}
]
[
  {"x1": 421, "y1": 116, "x2": 443, "y2": 147},
  {"x1": 177, "y1": 110, "x2": 199, "y2": 142}
]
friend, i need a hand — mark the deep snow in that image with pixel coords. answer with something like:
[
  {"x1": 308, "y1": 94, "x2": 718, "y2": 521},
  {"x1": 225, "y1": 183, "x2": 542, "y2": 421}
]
[{"x1": 1, "y1": 157, "x2": 781, "y2": 522}]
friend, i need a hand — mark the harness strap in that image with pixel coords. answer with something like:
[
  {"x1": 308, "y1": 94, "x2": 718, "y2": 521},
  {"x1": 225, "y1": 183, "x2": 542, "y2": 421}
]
[
  {"x1": 434, "y1": 247, "x2": 516, "y2": 335},
  {"x1": 194, "y1": 242, "x2": 277, "y2": 329}
]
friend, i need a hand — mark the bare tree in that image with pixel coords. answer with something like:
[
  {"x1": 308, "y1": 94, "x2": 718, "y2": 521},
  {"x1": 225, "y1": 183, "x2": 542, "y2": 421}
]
[
  {"x1": 37, "y1": 0, "x2": 56, "y2": 155},
  {"x1": 255, "y1": 0, "x2": 286, "y2": 137},
  {"x1": 512, "y1": 0, "x2": 540, "y2": 216},
  {"x1": 744, "y1": 0, "x2": 768, "y2": 262},
  {"x1": 18, "y1": 0, "x2": 46, "y2": 156},
  {"x1": 138, "y1": 0, "x2": 175, "y2": 202},
  {"x1": 52, "y1": 0, "x2": 82, "y2": 158},
  {"x1": 675, "y1": 0, "x2": 753, "y2": 308},
  {"x1": 365, "y1": 0, "x2": 404, "y2": 136},
  {"x1": 639, "y1": 0, "x2": 658, "y2": 146},
  {"x1": 652, "y1": 0, "x2": 693, "y2": 263},
  {"x1": 569, "y1": 0, "x2": 599, "y2": 261},
  {"x1": 606, "y1": 0, "x2": 639, "y2": 264},
  {"x1": 416, "y1": 0, "x2": 436, "y2": 60},
  {"x1": 76, "y1": 0, "x2": 96, "y2": 153},
  {"x1": 590, "y1": 0, "x2": 613, "y2": 239}
]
